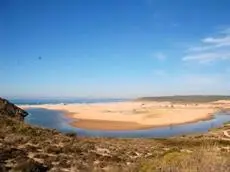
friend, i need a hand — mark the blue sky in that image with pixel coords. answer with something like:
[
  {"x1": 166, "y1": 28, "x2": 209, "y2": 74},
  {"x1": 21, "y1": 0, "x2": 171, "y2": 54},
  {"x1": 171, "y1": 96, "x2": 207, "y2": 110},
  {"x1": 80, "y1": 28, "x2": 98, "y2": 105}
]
[{"x1": 1, "y1": 0, "x2": 230, "y2": 98}]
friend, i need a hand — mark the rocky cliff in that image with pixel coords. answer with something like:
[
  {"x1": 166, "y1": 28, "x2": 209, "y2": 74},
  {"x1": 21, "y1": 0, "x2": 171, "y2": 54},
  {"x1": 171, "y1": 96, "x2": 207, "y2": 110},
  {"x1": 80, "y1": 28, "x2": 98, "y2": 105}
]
[{"x1": 0, "y1": 97, "x2": 28, "y2": 120}]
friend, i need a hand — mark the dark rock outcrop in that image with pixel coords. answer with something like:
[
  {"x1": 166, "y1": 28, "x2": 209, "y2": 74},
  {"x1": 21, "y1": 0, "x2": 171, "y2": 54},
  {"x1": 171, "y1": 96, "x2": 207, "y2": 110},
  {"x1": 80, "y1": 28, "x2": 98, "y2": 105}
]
[
  {"x1": 13, "y1": 160, "x2": 49, "y2": 172},
  {"x1": 0, "y1": 97, "x2": 28, "y2": 121}
]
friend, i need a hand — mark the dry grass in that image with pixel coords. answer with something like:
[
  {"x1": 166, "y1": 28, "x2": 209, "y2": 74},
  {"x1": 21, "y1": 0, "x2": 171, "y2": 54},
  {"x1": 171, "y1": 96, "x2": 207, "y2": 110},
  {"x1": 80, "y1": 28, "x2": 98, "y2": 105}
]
[
  {"x1": 0, "y1": 115, "x2": 230, "y2": 171},
  {"x1": 133, "y1": 145, "x2": 230, "y2": 172}
]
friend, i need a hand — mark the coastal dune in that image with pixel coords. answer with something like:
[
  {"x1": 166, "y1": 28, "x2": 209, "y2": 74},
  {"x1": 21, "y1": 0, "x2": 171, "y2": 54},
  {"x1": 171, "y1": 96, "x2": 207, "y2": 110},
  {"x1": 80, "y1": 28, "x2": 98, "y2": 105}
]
[{"x1": 20, "y1": 101, "x2": 223, "y2": 131}]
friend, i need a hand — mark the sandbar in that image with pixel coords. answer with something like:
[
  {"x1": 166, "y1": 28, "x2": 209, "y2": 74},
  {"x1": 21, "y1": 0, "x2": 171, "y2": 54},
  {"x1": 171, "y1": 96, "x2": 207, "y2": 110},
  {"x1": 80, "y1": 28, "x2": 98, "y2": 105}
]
[{"x1": 19, "y1": 101, "x2": 230, "y2": 131}]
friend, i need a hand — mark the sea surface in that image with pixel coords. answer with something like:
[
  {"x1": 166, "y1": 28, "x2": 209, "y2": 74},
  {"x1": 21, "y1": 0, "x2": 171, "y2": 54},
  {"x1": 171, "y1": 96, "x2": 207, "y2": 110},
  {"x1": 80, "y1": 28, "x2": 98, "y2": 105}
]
[
  {"x1": 13, "y1": 98, "x2": 230, "y2": 138},
  {"x1": 11, "y1": 98, "x2": 127, "y2": 105}
]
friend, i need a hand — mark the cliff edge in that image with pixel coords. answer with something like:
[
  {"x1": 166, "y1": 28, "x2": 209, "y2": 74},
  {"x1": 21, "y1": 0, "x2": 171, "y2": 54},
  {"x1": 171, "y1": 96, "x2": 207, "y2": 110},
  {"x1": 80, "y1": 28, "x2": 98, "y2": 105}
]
[{"x1": 0, "y1": 97, "x2": 28, "y2": 121}]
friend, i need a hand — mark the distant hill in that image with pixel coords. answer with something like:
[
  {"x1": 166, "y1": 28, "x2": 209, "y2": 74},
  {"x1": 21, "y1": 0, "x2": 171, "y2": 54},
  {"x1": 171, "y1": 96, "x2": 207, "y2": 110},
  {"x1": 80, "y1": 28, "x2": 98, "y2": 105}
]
[{"x1": 136, "y1": 95, "x2": 230, "y2": 103}]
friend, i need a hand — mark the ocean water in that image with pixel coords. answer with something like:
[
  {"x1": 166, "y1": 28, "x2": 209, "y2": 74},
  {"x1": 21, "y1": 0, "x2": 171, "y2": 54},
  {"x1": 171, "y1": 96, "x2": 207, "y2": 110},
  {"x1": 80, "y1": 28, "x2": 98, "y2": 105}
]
[
  {"x1": 11, "y1": 98, "x2": 127, "y2": 105},
  {"x1": 24, "y1": 108, "x2": 230, "y2": 138}
]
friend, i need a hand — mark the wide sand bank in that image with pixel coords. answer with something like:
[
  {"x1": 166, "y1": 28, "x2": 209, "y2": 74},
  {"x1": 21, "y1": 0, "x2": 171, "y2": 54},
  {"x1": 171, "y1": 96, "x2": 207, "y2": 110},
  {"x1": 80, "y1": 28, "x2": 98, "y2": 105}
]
[{"x1": 19, "y1": 101, "x2": 229, "y2": 131}]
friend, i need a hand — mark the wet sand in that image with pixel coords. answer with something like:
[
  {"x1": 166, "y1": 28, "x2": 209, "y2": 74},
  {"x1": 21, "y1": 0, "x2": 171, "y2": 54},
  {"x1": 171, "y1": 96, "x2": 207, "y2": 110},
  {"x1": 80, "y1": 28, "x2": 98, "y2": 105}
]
[
  {"x1": 71, "y1": 119, "x2": 148, "y2": 131},
  {"x1": 19, "y1": 101, "x2": 230, "y2": 131}
]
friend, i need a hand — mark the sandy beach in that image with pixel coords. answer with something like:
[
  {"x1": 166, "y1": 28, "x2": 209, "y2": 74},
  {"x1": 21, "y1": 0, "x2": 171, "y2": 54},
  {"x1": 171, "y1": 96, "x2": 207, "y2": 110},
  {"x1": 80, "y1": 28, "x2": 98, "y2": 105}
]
[{"x1": 19, "y1": 100, "x2": 230, "y2": 131}]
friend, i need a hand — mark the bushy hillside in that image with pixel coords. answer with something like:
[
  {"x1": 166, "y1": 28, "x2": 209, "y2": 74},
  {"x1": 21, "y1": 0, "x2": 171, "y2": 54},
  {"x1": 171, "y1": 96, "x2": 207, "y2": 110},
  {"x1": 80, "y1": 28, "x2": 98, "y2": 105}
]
[
  {"x1": 0, "y1": 115, "x2": 230, "y2": 171},
  {"x1": 0, "y1": 97, "x2": 230, "y2": 171}
]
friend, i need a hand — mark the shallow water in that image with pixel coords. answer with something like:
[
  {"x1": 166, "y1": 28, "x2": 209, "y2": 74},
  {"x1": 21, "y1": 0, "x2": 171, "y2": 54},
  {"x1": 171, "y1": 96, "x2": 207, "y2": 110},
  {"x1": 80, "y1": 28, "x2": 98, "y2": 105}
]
[{"x1": 25, "y1": 108, "x2": 230, "y2": 138}]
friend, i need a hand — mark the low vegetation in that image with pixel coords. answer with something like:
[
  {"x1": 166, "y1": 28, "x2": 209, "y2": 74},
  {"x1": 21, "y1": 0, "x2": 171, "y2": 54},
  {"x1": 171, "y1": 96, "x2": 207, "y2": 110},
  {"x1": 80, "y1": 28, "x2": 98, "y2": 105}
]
[
  {"x1": 0, "y1": 115, "x2": 230, "y2": 171},
  {"x1": 0, "y1": 97, "x2": 230, "y2": 171},
  {"x1": 137, "y1": 95, "x2": 230, "y2": 103}
]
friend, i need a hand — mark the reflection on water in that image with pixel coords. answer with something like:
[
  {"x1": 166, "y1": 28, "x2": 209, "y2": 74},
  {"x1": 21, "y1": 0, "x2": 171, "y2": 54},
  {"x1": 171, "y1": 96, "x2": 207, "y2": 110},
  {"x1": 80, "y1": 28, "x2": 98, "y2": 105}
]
[{"x1": 25, "y1": 108, "x2": 230, "y2": 138}]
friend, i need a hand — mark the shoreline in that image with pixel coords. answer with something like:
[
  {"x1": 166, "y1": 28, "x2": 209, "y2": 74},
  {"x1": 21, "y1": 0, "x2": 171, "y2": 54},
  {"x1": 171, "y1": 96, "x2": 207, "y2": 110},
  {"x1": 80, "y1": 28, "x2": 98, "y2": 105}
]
[{"x1": 68, "y1": 114, "x2": 215, "y2": 131}]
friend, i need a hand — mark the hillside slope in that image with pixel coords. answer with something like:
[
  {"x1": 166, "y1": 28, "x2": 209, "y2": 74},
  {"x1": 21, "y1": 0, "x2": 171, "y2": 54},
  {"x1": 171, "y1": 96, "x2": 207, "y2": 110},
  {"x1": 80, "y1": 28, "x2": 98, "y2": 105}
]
[
  {"x1": 0, "y1": 98, "x2": 230, "y2": 171},
  {"x1": 0, "y1": 97, "x2": 28, "y2": 120}
]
